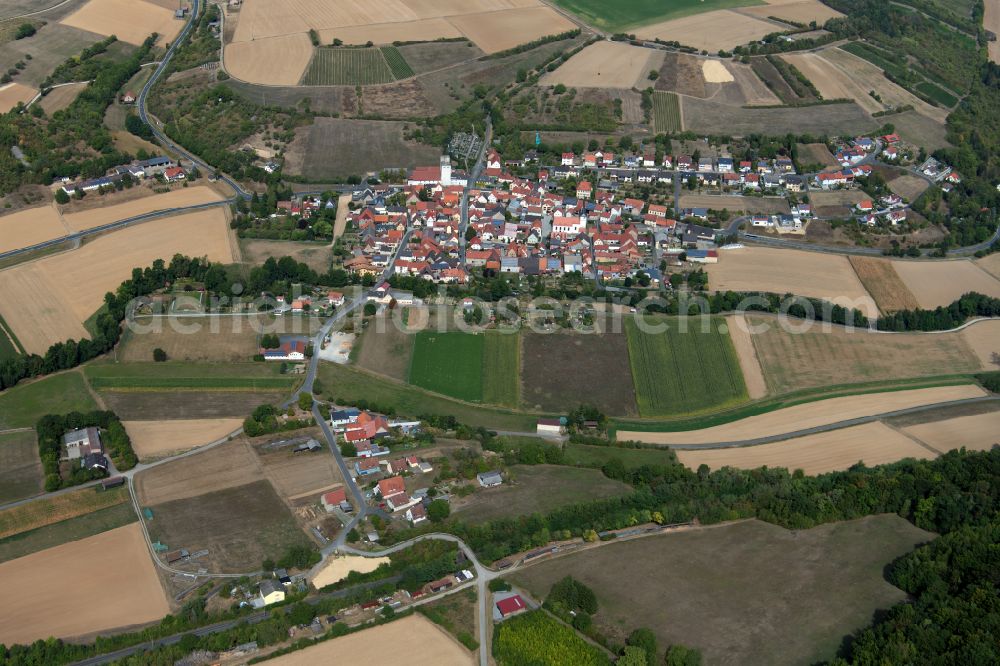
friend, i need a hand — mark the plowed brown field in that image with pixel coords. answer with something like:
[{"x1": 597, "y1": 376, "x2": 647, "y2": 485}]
[{"x1": 124, "y1": 419, "x2": 243, "y2": 459}]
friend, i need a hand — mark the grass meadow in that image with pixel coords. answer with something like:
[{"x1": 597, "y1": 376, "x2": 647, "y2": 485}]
[
  {"x1": 625, "y1": 317, "x2": 748, "y2": 417},
  {"x1": 482, "y1": 331, "x2": 519, "y2": 407},
  {"x1": 84, "y1": 362, "x2": 299, "y2": 391},
  {"x1": 409, "y1": 331, "x2": 485, "y2": 402},
  {"x1": 0, "y1": 431, "x2": 41, "y2": 504},
  {"x1": 552, "y1": 0, "x2": 763, "y2": 31},
  {"x1": 0, "y1": 372, "x2": 99, "y2": 429}
]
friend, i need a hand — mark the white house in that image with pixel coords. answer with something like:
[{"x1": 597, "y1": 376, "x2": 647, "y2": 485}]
[{"x1": 536, "y1": 418, "x2": 565, "y2": 437}]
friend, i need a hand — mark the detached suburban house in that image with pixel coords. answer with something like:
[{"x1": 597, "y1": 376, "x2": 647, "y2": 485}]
[{"x1": 258, "y1": 580, "x2": 285, "y2": 606}]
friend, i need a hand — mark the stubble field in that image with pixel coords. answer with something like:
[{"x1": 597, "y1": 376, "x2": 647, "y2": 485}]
[
  {"x1": 135, "y1": 438, "x2": 263, "y2": 506},
  {"x1": 60, "y1": 0, "x2": 183, "y2": 46},
  {"x1": 0, "y1": 208, "x2": 234, "y2": 354},
  {"x1": 675, "y1": 421, "x2": 932, "y2": 474},
  {"x1": 740, "y1": 0, "x2": 842, "y2": 24},
  {"x1": 0, "y1": 431, "x2": 41, "y2": 504},
  {"x1": 726, "y1": 315, "x2": 768, "y2": 399},
  {"x1": 540, "y1": 41, "x2": 663, "y2": 89},
  {"x1": 61, "y1": 185, "x2": 226, "y2": 233},
  {"x1": 750, "y1": 316, "x2": 983, "y2": 394},
  {"x1": 511, "y1": 515, "x2": 932, "y2": 665},
  {"x1": 224, "y1": 33, "x2": 315, "y2": 86},
  {"x1": 0, "y1": 82, "x2": 37, "y2": 113},
  {"x1": 705, "y1": 247, "x2": 879, "y2": 318},
  {"x1": 848, "y1": 256, "x2": 920, "y2": 313},
  {"x1": 635, "y1": 11, "x2": 776, "y2": 52},
  {"x1": 262, "y1": 614, "x2": 474, "y2": 665},
  {"x1": 961, "y1": 319, "x2": 1000, "y2": 368},
  {"x1": 0, "y1": 523, "x2": 169, "y2": 645},
  {"x1": 0, "y1": 203, "x2": 68, "y2": 255},
  {"x1": 901, "y1": 411, "x2": 1000, "y2": 453},
  {"x1": 890, "y1": 259, "x2": 1000, "y2": 308},
  {"x1": 37, "y1": 80, "x2": 88, "y2": 114},
  {"x1": 255, "y1": 439, "x2": 345, "y2": 501},
  {"x1": 617, "y1": 384, "x2": 988, "y2": 444},
  {"x1": 680, "y1": 194, "x2": 790, "y2": 214},
  {"x1": 124, "y1": 419, "x2": 243, "y2": 460}
]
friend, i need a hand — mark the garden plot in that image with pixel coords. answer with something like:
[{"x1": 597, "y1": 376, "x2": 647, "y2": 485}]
[{"x1": 540, "y1": 41, "x2": 663, "y2": 89}]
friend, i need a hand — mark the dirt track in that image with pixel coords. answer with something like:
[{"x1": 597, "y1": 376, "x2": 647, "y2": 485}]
[
  {"x1": 675, "y1": 422, "x2": 931, "y2": 475},
  {"x1": 261, "y1": 614, "x2": 474, "y2": 665},
  {"x1": 726, "y1": 315, "x2": 767, "y2": 399},
  {"x1": 618, "y1": 385, "x2": 987, "y2": 445},
  {"x1": 0, "y1": 523, "x2": 169, "y2": 645}
]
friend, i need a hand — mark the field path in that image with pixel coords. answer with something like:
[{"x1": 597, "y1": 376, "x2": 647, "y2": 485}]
[
  {"x1": 726, "y1": 315, "x2": 767, "y2": 399},
  {"x1": 333, "y1": 194, "x2": 350, "y2": 243}
]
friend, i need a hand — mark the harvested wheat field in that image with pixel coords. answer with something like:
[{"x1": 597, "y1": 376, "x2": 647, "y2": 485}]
[
  {"x1": 447, "y1": 6, "x2": 575, "y2": 54},
  {"x1": 0, "y1": 203, "x2": 69, "y2": 255},
  {"x1": 635, "y1": 11, "x2": 776, "y2": 52},
  {"x1": 38, "y1": 81, "x2": 89, "y2": 115},
  {"x1": 60, "y1": 0, "x2": 183, "y2": 46},
  {"x1": 135, "y1": 437, "x2": 263, "y2": 506},
  {"x1": 849, "y1": 256, "x2": 920, "y2": 313},
  {"x1": 62, "y1": 185, "x2": 225, "y2": 233},
  {"x1": 902, "y1": 411, "x2": 1000, "y2": 453},
  {"x1": 741, "y1": 0, "x2": 843, "y2": 25},
  {"x1": 704, "y1": 246, "x2": 879, "y2": 318},
  {"x1": 0, "y1": 208, "x2": 234, "y2": 354},
  {"x1": 0, "y1": 82, "x2": 37, "y2": 112},
  {"x1": 541, "y1": 41, "x2": 663, "y2": 89},
  {"x1": 675, "y1": 422, "x2": 932, "y2": 475},
  {"x1": 890, "y1": 259, "x2": 1000, "y2": 309},
  {"x1": 780, "y1": 52, "x2": 881, "y2": 115},
  {"x1": 726, "y1": 315, "x2": 767, "y2": 399},
  {"x1": 988, "y1": 0, "x2": 1000, "y2": 63},
  {"x1": 0, "y1": 523, "x2": 169, "y2": 645},
  {"x1": 318, "y1": 19, "x2": 463, "y2": 47},
  {"x1": 618, "y1": 385, "x2": 987, "y2": 445},
  {"x1": 224, "y1": 34, "x2": 314, "y2": 86},
  {"x1": 120, "y1": 315, "x2": 273, "y2": 363},
  {"x1": 702, "y1": 60, "x2": 734, "y2": 84},
  {"x1": 262, "y1": 614, "x2": 474, "y2": 666},
  {"x1": 978, "y1": 253, "x2": 1000, "y2": 280},
  {"x1": 311, "y1": 554, "x2": 390, "y2": 589},
  {"x1": 750, "y1": 316, "x2": 983, "y2": 394},
  {"x1": 961, "y1": 319, "x2": 1000, "y2": 369},
  {"x1": 124, "y1": 419, "x2": 243, "y2": 460}
]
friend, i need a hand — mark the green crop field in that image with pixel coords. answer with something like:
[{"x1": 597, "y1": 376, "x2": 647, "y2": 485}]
[
  {"x1": 915, "y1": 81, "x2": 959, "y2": 107},
  {"x1": 494, "y1": 610, "x2": 609, "y2": 666},
  {"x1": 84, "y1": 362, "x2": 297, "y2": 392},
  {"x1": 625, "y1": 317, "x2": 748, "y2": 417},
  {"x1": 0, "y1": 372, "x2": 99, "y2": 430},
  {"x1": 318, "y1": 361, "x2": 538, "y2": 431},
  {"x1": 552, "y1": 0, "x2": 762, "y2": 31},
  {"x1": 302, "y1": 47, "x2": 395, "y2": 85},
  {"x1": 409, "y1": 332, "x2": 484, "y2": 401},
  {"x1": 482, "y1": 332, "x2": 519, "y2": 407},
  {"x1": 380, "y1": 46, "x2": 414, "y2": 79},
  {"x1": 652, "y1": 91, "x2": 682, "y2": 133}
]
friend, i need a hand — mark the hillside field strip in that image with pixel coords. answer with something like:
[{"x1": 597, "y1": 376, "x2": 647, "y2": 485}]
[
  {"x1": 85, "y1": 362, "x2": 298, "y2": 392},
  {"x1": 61, "y1": 185, "x2": 226, "y2": 233},
  {"x1": 704, "y1": 246, "x2": 880, "y2": 318},
  {"x1": 0, "y1": 208, "x2": 235, "y2": 354},
  {"x1": 675, "y1": 422, "x2": 932, "y2": 474},
  {"x1": 652, "y1": 91, "x2": 682, "y2": 133},
  {"x1": 0, "y1": 203, "x2": 68, "y2": 255},
  {"x1": 901, "y1": 411, "x2": 1000, "y2": 453},
  {"x1": 0, "y1": 431, "x2": 41, "y2": 504},
  {"x1": 0, "y1": 82, "x2": 37, "y2": 113},
  {"x1": 890, "y1": 259, "x2": 1000, "y2": 309},
  {"x1": 511, "y1": 516, "x2": 930, "y2": 665},
  {"x1": 540, "y1": 41, "x2": 664, "y2": 90},
  {"x1": 634, "y1": 10, "x2": 777, "y2": 52},
  {"x1": 553, "y1": 0, "x2": 764, "y2": 31},
  {"x1": 482, "y1": 331, "x2": 519, "y2": 407},
  {"x1": 263, "y1": 614, "x2": 474, "y2": 665},
  {"x1": 0, "y1": 523, "x2": 169, "y2": 645},
  {"x1": 37, "y1": 81, "x2": 89, "y2": 115},
  {"x1": 749, "y1": 317, "x2": 984, "y2": 394},
  {"x1": 123, "y1": 418, "x2": 244, "y2": 460},
  {"x1": 961, "y1": 319, "x2": 1000, "y2": 368},
  {"x1": 0, "y1": 486, "x2": 128, "y2": 540},
  {"x1": 625, "y1": 317, "x2": 748, "y2": 417},
  {"x1": 302, "y1": 48, "x2": 395, "y2": 86},
  {"x1": 0, "y1": 372, "x2": 98, "y2": 430},
  {"x1": 226, "y1": 0, "x2": 576, "y2": 85},
  {"x1": 848, "y1": 256, "x2": 920, "y2": 313},
  {"x1": 726, "y1": 314, "x2": 768, "y2": 399},
  {"x1": 616, "y1": 384, "x2": 988, "y2": 444},
  {"x1": 739, "y1": 0, "x2": 843, "y2": 25},
  {"x1": 60, "y1": 0, "x2": 183, "y2": 46}
]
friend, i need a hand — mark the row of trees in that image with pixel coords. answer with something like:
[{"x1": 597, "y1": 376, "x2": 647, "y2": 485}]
[{"x1": 876, "y1": 292, "x2": 1000, "y2": 331}]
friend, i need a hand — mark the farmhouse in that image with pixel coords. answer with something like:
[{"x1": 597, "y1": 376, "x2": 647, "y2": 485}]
[
  {"x1": 536, "y1": 418, "x2": 565, "y2": 437},
  {"x1": 258, "y1": 579, "x2": 285, "y2": 606},
  {"x1": 63, "y1": 427, "x2": 103, "y2": 460},
  {"x1": 263, "y1": 339, "x2": 307, "y2": 361},
  {"x1": 477, "y1": 471, "x2": 503, "y2": 488}
]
